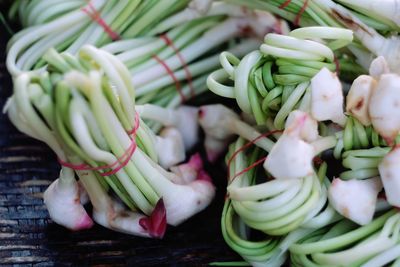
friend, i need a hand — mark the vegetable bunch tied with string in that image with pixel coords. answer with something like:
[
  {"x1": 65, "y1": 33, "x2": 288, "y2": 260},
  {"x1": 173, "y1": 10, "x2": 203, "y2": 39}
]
[
  {"x1": 6, "y1": 0, "x2": 202, "y2": 75},
  {"x1": 200, "y1": 24, "x2": 400, "y2": 266},
  {"x1": 205, "y1": 26, "x2": 354, "y2": 160},
  {"x1": 5, "y1": 45, "x2": 216, "y2": 237},
  {"x1": 224, "y1": 0, "x2": 400, "y2": 73}
]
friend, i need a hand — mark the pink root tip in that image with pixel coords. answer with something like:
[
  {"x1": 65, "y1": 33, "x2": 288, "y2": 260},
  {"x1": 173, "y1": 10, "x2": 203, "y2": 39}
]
[
  {"x1": 206, "y1": 149, "x2": 220, "y2": 163},
  {"x1": 187, "y1": 153, "x2": 203, "y2": 171},
  {"x1": 74, "y1": 213, "x2": 94, "y2": 231},
  {"x1": 197, "y1": 170, "x2": 213, "y2": 183},
  {"x1": 385, "y1": 137, "x2": 395, "y2": 147},
  {"x1": 273, "y1": 21, "x2": 283, "y2": 34},
  {"x1": 331, "y1": 177, "x2": 340, "y2": 187},
  {"x1": 198, "y1": 108, "x2": 204, "y2": 118},
  {"x1": 378, "y1": 192, "x2": 387, "y2": 200},
  {"x1": 139, "y1": 198, "x2": 167, "y2": 239}
]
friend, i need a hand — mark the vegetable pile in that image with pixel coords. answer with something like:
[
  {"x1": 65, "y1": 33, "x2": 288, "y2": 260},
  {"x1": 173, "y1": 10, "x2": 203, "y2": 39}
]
[{"x1": 3, "y1": 0, "x2": 400, "y2": 266}]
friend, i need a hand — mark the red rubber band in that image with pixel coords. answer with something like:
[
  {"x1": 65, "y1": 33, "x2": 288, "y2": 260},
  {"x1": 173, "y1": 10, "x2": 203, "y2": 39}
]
[
  {"x1": 227, "y1": 130, "x2": 283, "y2": 182},
  {"x1": 279, "y1": 0, "x2": 292, "y2": 9},
  {"x1": 99, "y1": 140, "x2": 137, "y2": 176},
  {"x1": 230, "y1": 156, "x2": 267, "y2": 181},
  {"x1": 82, "y1": 1, "x2": 120, "y2": 41},
  {"x1": 160, "y1": 34, "x2": 195, "y2": 99},
  {"x1": 58, "y1": 140, "x2": 136, "y2": 175},
  {"x1": 59, "y1": 113, "x2": 140, "y2": 176},
  {"x1": 278, "y1": 0, "x2": 308, "y2": 26},
  {"x1": 127, "y1": 110, "x2": 140, "y2": 136},
  {"x1": 294, "y1": 0, "x2": 309, "y2": 26},
  {"x1": 152, "y1": 54, "x2": 186, "y2": 102}
]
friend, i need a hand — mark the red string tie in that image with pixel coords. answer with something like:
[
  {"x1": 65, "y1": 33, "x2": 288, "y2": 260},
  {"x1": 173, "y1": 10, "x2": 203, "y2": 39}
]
[
  {"x1": 59, "y1": 112, "x2": 139, "y2": 176},
  {"x1": 227, "y1": 130, "x2": 283, "y2": 183},
  {"x1": 160, "y1": 34, "x2": 195, "y2": 99},
  {"x1": 82, "y1": 1, "x2": 120, "y2": 41},
  {"x1": 152, "y1": 54, "x2": 186, "y2": 103},
  {"x1": 279, "y1": 0, "x2": 309, "y2": 27},
  {"x1": 127, "y1": 110, "x2": 140, "y2": 136}
]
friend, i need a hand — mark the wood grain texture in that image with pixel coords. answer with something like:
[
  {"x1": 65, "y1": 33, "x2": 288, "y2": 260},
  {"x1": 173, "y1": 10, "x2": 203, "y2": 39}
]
[{"x1": 0, "y1": 9, "x2": 241, "y2": 266}]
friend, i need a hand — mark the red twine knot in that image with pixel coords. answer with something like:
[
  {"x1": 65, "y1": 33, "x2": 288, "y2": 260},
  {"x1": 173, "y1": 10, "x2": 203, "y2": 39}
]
[
  {"x1": 59, "y1": 112, "x2": 140, "y2": 176},
  {"x1": 82, "y1": 1, "x2": 120, "y2": 41}
]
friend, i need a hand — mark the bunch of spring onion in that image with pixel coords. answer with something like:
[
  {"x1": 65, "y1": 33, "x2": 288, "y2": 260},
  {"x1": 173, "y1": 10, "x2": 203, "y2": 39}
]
[
  {"x1": 6, "y1": 0, "x2": 283, "y2": 76},
  {"x1": 224, "y1": 0, "x2": 400, "y2": 73},
  {"x1": 201, "y1": 26, "x2": 400, "y2": 265},
  {"x1": 9, "y1": 0, "x2": 213, "y2": 29},
  {"x1": 205, "y1": 26, "x2": 356, "y2": 160},
  {"x1": 284, "y1": 63, "x2": 400, "y2": 265},
  {"x1": 202, "y1": 102, "x2": 397, "y2": 266},
  {"x1": 6, "y1": 0, "x2": 210, "y2": 75},
  {"x1": 4, "y1": 45, "x2": 219, "y2": 238},
  {"x1": 200, "y1": 104, "x2": 338, "y2": 266}
]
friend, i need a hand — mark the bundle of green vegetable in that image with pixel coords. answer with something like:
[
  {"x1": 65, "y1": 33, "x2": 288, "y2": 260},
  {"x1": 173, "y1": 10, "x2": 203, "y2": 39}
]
[
  {"x1": 5, "y1": 45, "x2": 217, "y2": 237},
  {"x1": 6, "y1": 0, "x2": 282, "y2": 76},
  {"x1": 224, "y1": 0, "x2": 400, "y2": 73},
  {"x1": 205, "y1": 26, "x2": 354, "y2": 160},
  {"x1": 9, "y1": 0, "x2": 212, "y2": 29},
  {"x1": 200, "y1": 25, "x2": 400, "y2": 266},
  {"x1": 6, "y1": 0, "x2": 205, "y2": 75}
]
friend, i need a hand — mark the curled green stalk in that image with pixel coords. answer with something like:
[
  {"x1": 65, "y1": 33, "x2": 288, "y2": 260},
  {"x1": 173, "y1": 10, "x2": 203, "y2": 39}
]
[
  {"x1": 207, "y1": 26, "x2": 356, "y2": 127},
  {"x1": 221, "y1": 141, "x2": 286, "y2": 266},
  {"x1": 219, "y1": 132, "x2": 336, "y2": 266},
  {"x1": 290, "y1": 210, "x2": 400, "y2": 266},
  {"x1": 330, "y1": 114, "x2": 400, "y2": 180},
  {"x1": 333, "y1": 116, "x2": 388, "y2": 158}
]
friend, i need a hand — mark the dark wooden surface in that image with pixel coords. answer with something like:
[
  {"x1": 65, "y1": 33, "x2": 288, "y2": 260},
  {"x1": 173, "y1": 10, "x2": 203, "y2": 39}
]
[{"x1": 0, "y1": 14, "x2": 240, "y2": 267}]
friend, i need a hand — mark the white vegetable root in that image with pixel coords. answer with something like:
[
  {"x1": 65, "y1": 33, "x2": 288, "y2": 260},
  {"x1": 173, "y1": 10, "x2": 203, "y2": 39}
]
[
  {"x1": 198, "y1": 104, "x2": 240, "y2": 161},
  {"x1": 43, "y1": 168, "x2": 93, "y2": 231},
  {"x1": 346, "y1": 75, "x2": 376, "y2": 126},
  {"x1": 93, "y1": 198, "x2": 166, "y2": 238},
  {"x1": 310, "y1": 67, "x2": 346, "y2": 126},
  {"x1": 264, "y1": 110, "x2": 318, "y2": 180},
  {"x1": 170, "y1": 153, "x2": 203, "y2": 184},
  {"x1": 136, "y1": 104, "x2": 199, "y2": 151},
  {"x1": 264, "y1": 109, "x2": 338, "y2": 180},
  {"x1": 328, "y1": 177, "x2": 382, "y2": 225},
  {"x1": 369, "y1": 74, "x2": 400, "y2": 144},
  {"x1": 264, "y1": 134, "x2": 314, "y2": 180},
  {"x1": 155, "y1": 127, "x2": 185, "y2": 169},
  {"x1": 379, "y1": 146, "x2": 400, "y2": 208},
  {"x1": 284, "y1": 110, "x2": 319, "y2": 142},
  {"x1": 369, "y1": 56, "x2": 390, "y2": 79}
]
